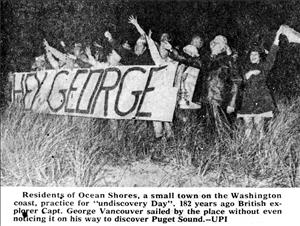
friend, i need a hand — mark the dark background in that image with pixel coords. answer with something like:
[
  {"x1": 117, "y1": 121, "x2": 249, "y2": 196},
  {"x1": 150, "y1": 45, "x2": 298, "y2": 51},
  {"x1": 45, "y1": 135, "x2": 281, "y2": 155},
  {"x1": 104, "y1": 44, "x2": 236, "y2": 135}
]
[{"x1": 1, "y1": 0, "x2": 300, "y2": 105}]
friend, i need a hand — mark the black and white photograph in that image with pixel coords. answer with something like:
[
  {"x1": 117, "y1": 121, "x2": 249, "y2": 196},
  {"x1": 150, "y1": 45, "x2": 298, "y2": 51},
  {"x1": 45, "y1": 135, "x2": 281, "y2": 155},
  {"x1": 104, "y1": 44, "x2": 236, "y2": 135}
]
[
  {"x1": 0, "y1": 0, "x2": 300, "y2": 224},
  {"x1": 1, "y1": 0, "x2": 299, "y2": 188}
]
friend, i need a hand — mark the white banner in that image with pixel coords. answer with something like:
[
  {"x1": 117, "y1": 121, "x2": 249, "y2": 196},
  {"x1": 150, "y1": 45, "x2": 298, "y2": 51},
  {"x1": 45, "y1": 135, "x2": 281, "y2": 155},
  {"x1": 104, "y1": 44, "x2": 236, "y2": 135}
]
[
  {"x1": 11, "y1": 64, "x2": 178, "y2": 122},
  {"x1": 282, "y1": 25, "x2": 300, "y2": 44}
]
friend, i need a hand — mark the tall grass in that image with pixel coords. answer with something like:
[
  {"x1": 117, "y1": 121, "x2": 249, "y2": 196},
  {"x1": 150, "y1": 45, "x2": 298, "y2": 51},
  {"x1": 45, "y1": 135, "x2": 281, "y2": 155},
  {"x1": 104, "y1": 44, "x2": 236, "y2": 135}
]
[{"x1": 1, "y1": 98, "x2": 299, "y2": 187}]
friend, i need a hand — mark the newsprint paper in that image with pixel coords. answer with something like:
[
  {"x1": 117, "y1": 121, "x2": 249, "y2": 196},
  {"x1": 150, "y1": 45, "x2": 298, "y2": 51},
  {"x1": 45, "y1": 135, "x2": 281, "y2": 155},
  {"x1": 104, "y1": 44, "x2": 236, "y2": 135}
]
[{"x1": 1, "y1": 0, "x2": 299, "y2": 225}]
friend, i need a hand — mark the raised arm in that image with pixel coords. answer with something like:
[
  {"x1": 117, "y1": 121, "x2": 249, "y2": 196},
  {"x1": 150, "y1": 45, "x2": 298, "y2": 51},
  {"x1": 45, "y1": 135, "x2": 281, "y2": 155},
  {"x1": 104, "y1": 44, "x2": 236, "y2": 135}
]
[
  {"x1": 145, "y1": 30, "x2": 164, "y2": 65},
  {"x1": 264, "y1": 26, "x2": 282, "y2": 71},
  {"x1": 128, "y1": 15, "x2": 146, "y2": 37},
  {"x1": 43, "y1": 39, "x2": 68, "y2": 62},
  {"x1": 45, "y1": 48, "x2": 59, "y2": 69},
  {"x1": 104, "y1": 30, "x2": 130, "y2": 62},
  {"x1": 84, "y1": 46, "x2": 98, "y2": 66},
  {"x1": 167, "y1": 47, "x2": 202, "y2": 69},
  {"x1": 104, "y1": 31, "x2": 119, "y2": 49},
  {"x1": 128, "y1": 16, "x2": 163, "y2": 65},
  {"x1": 44, "y1": 41, "x2": 59, "y2": 69}
]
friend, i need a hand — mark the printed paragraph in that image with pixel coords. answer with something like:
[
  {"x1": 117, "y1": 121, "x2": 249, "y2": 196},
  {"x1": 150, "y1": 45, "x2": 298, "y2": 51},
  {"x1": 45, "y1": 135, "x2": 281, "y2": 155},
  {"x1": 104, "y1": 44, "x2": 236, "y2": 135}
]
[{"x1": 11, "y1": 190, "x2": 283, "y2": 224}]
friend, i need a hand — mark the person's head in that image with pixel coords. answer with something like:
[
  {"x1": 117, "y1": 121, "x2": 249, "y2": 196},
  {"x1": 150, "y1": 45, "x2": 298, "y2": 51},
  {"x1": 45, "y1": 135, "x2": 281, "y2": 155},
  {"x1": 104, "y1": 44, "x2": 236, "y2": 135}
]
[
  {"x1": 121, "y1": 37, "x2": 132, "y2": 50},
  {"x1": 249, "y1": 51, "x2": 261, "y2": 64},
  {"x1": 32, "y1": 54, "x2": 46, "y2": 70},
  {"x1": 191, "y1": 35, "x2": 203, "y2": 49},
  {"x1": 93, "y1": 48, "x2": 101, "y2": 61},
  {"x1": 134, "y1": 36, "x2": 147, "y2": 55},
  {"x1": 210, "y1": 35, "x2": 228, "y2": 56},
  {"x1": 122, "y1": 40, "x2": 132, "y2": 50},
  {"x1": 160, "y1": 33, "x2": 171, "y2": 43},
  {"x1": 248, "y1": 43, "x2": 264, "y2": 64},
  {"x1": 91, "y1": 46, "x2": 100, "y2": 61},
  {"x1": 96, "y1": 48, "x2": 105, "y2": 62},
  {"x1": 92, "y1": 42, "x2": 104, "y2": 61},
  {"x1": 158, "y1": 33, "x2": 172, "y2": 59}
]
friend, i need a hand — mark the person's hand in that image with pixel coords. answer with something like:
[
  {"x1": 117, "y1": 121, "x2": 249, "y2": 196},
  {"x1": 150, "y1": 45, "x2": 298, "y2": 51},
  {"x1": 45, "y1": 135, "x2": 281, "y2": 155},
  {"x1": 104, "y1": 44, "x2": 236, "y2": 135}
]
[
  {"x1": 279, "y1": 25, "x2": 288, "y2": 34},
  {"x1": 93, "y1": 41, "x2": 103, "y2": 48},
  {"x1": 43, "y1": 39, "x2": 49, "y2": 48},
  {"x1": 225, "y1": 45, "x2": 232, "y2": 55},
  {"x1": 274, "y1": 25, "x2": 285, "y2": 45},
  {"x1": 245, "y1": 70, "x2": 261, "y2": 79},
  {"x1": 148, "y1": 29, "x2": 152, "y2": 38},
  {"x1": 67, "y1": 53, "x2": 76, "y2": 60},
  {"x1": 194, "y1": 58, "x2": 202, "y2": 67},
  {"x1": 226, "y1": 106, "x2": 235, "y2": 114},
  {"x1": 60, "y1": 41, "x2": 66, "y2": 48},
  {"x1": 122, "y1": 40, "x2": 131, "y2": 50},
  {"x1": 232, "y1": 52, "x2": 238, "y2": 61},
  {"x1": 85, "y1": 46, "x2": 92, "y2": 56},
  {"x1": 44, "y1": 41, "x2": 51, "y2": 53},
  {"x1": 45, "y1": 46, "x2": 51, "y2": 54},
  {"x1": 104, "y1": 31, "x2": 112, "y2": 41},
  {"x1": 128, "y1": 15, "x2": 138, "y2": 26}
]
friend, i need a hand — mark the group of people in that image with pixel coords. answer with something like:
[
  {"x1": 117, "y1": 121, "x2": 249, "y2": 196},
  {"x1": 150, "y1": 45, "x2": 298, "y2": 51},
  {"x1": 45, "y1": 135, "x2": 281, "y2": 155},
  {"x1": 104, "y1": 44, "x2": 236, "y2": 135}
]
[{"x1": 31, "y1": 15, "x2": 300, "y2": 141}]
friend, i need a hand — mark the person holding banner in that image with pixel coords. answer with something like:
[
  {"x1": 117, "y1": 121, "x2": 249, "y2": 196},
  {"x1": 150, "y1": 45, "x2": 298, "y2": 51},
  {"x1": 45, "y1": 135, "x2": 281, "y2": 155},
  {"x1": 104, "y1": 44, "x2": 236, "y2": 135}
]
[
  {"x1": 128, "y1": 16, "x2": 174, "y2": 146},
  {"x1": 164, "y1": 37, "x2": 204, "y2": 109},
  {"x1": 88, "y1": 35, "x2": 124, "y2": 140},
  {"x1": 31, "y1": 54, "x2": 52, "y2": 71},
  {"x1": 43, "y1": 40, "x2": 92, "y2": 69},
  {"x1": 178, "y1": 35, "x2": 204, "y2": 109},
  {"x1": 85, "y1": 44, "x2": 122, "y2": 68},
  {"x1": 84, "y1": 45, "x2": 102, "y2": 68},
  {"x1": 104, "y1": 30, "x2": 135, "y2": 65},
  {"x1": 127, "y1": 20, "x2": 155, "y2": 66},
  {"x1": 159, "y1": 35, "x2": 204, "y2": 125},
  {"x1": 43, "y1": 39, "x2": 76, "y2": 69},
  {"x1": 237, "y1": 25, "x2": 299, "y2": 138},
  {"x1": 281, "y1": 25, "x2": 300, "y2": 44}
]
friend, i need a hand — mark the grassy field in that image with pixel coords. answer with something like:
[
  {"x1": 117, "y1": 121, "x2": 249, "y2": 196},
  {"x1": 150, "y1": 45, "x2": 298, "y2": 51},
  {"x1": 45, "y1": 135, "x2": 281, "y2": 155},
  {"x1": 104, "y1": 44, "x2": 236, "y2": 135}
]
[{"x1": 1, "y1": 98, "x2": 299, "y2": 187}]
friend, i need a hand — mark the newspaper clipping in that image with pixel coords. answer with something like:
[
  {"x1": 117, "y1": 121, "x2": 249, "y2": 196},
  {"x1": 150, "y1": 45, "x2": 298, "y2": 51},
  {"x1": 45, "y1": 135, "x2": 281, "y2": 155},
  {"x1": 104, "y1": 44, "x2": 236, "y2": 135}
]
[{"x1": 1, "y1": 0, "x2": 299, "y2": 225}]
